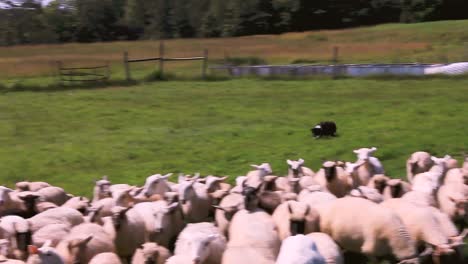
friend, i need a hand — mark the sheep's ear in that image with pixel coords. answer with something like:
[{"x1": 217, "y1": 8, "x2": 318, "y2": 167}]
[
  {"x1": 28, "y1": 245, "x2": 39, "y2": 255},
  {"x1": 298, "y1": 158, "x2": 304, "y2": 164},
  {"x1": 161, "y1": 173, "x2": 172, "y2": 180},
  {"x1": 102, "y1": 175, "x2": 108, "y2": 181},
  {"x1": 370, "y1": 147, "x2": 377, "y2": 152},
  {"x1": 286, "y1": 160, "x2": 293, "y2": 166},
  {"x1": 166, "y1": 202, "x2": 179, "y2": 212},
  {"x1": 353, "y1": 150, "x2": 359, "y2": 154},
  {"x1": 69, "y1": 235, "x2": 93, "y2": 248},
  {"x1": 219, "y1": 176, "x2": 227, "y2": 182},
  {"x1": 207, "y1": 234, "x2": 218, "y2": 242},
  {"x1": 250, "y1": 164, "x2": 259, "y2": 169}
]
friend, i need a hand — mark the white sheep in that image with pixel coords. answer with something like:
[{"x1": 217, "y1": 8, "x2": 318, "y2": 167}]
[
  {"x1": 177, "y1": 175, "x2": 211, "y2": 223},
  {"x1": 172, "y1": 222, "x2": 226, "y2": 264},
  {"x1": 0, "y1": 215, "x2": 31, "y2": 260},
  {"x1": 353, "y1": 147, "x2": 385, "y2": 177},
  {"x1": 55, "y1": 223, "x2": 116, "y2": 264},
  {"x1": 313, "y1": 161, "x2": 353, "y2": 198},
  {"x1": 0, "y1": 187, "x2": 34, "y2": 217},
  {"x1": 411, "y1": 156, "x2": 449, "y2": 194},
  {"x1": 213, "y1": 193, "x2": 244, "y2": 237},
  {"x1": 406, "y1": 151, "x2": 434, "y2": 183},
  {"x1": 131, "y1": 242, "x2": 171, "y2": 264},
  {"x1": 229, "y1": 176, "x2": 247, "y2": 194},
  {"x1": 286, "y1": 159, "x2": 315, "y2": 178},
  {"x1": 436, "y1": 184, "x2": 468, "y2": 224},
  {"x1": 382, "y1": 179, "x2": 411, "y2": 199},
  {"x1": 61, "y1": 196, "x2": 89, "y2": 214},
  {"x1": 102, "y1": 206, "x2": 148, "y2": 262},
  {"x1": 314, "y1": 197, "x2": 419, "y2": 262},
  {"x1": 275, "y1": 234, "x2": 326, "y2": 264},
  {"x1": 401, "y1": 190, "x2": 438, "y2": 208},
  {"x1": 381, "y1": 198, "x2": 459, "y2": 260},
  {"x1": 245, "y1": 163, "x2": 272, "y2": 189},
  {"x1": 222, "y1": 209, "x2": 280, "y2": 264},
  {"x1": 443, "y1": 167, "x2": 468, "y2": 186},
  {"x1": 27, "y1": 207, "x2": 84, "y2": 233},
  {"x1": 136, "y1": 173, "x2": 172, "y2": 199},
  {"x1": 132, "y1": 201, "x2": 184, "y2": 248},
  {"x1": 32, "y1": 224, "x2": 70, "y2": 248},
  {"x1": 298, "y1": 185, "x2": 337, "y2": 208},
  {"x1": 427, "y1": 207, "x2": 468, "y2": 248},
  {"x1": 35, "y1": 187, "x2": 71, "y2": 206},
  {"x1": 272, "y1": 201, "x2": 319, "y2": 240},
  {"x1": 89, "y1": 252, "x2": 122, "y2": 264},
  {"x1": 307, "y1": 232, "x2": 344, "y2": 264},
  {"x1": 15, "y1": 182, "x2": 50, "y2": 192},
  {"x1": 92, "y1": 176, "x2": 111, "y2": 203}
]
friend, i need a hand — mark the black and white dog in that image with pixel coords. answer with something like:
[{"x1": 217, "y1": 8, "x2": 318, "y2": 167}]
[{"x1": 311, "y1": 121, "x2": 337, "y2": 138}]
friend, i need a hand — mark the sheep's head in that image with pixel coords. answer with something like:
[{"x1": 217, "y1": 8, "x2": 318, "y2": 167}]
[
  {"x1": 353, "y1": 147, "x2": 378, "y2": 160},
  {"x1": 111, "y1": 206, "x2": 132, "y2": 230},
  {"x1": 142, "y1": 173, "x2": 172, "y2": 197},
  {"x1": 287, "y1": 201, "x2": 310, "y2": 236},
  {"x1": 15, "y1": 181, "x2": 30, "y2": 191},
  {"x1": 95, "y1": 176, "x2": 111, "y2": 197},
  {"x1": 250, "y1": 163, "x2": 272, "y2": 176},
  {"x1": 372, "y1": 174, "x2": 389, "y2": 194},
  {"x1": 242, "y1": 182, "x2": 261, "y2": 211},
  {"x1": 344, "y1": 161, "x2": 363, "y2": 175},
  {"x1": 387, "y1": 179, "x2": 405, "y2": 198},
  {"x1": 189, "y1": 234, "x2": 220, "y2": 264},
  {"x1": 138, "y1": 243, "x2": 161, "y2": 264},
  {"x1": 177, "y1": 175, "x2": 198, "y2": 205},
  {"x1": 287, "y1": 159, "x2": 304, "y2": 176},
  {"x1": 153, "y1": 202, "x2": 179, "y2": 233},
  {"x1": 113, "y1": 188, "x2": 135, "y2": 207},
  {"x1": 204, "y1": 176, "x2": 227, "y2": 193},
  {"x1": 322, "y1": 161, "x2": 337, "y2": 181}
]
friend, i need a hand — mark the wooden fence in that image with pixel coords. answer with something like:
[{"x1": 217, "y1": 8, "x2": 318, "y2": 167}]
[
  {"x1": 57, "y1": 62, "x2": 110, "y2": 84},
  {"x1": 123, "y1": 41, "x2": 208, "y2": 81}
]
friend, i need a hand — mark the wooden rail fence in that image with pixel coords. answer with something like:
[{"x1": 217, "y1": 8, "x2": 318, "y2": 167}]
[
  {"x1": 123, "y1": 41, "x2": 209, "y2": 81},
  {"x1": 57, "y1": 62, "x2": 110, "y2": 84}
]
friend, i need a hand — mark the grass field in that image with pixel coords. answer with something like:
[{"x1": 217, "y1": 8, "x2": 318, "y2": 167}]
[
  {"x1": 1, "y1": 19, "x2": 468, "y2": 83},
  {"x1": 1, "y1": 78, "x2": 467, "y2": 196}
]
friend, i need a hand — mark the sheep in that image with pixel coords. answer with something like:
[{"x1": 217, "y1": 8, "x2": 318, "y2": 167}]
[
  {"x1": 401, "y1": 190, "x2": 438, "y2": 208},
  {"x1": 222, "y1": 209, "x2": 280, "y2": 264},
  {"x1": 177, "y1": 175, "x2": 211, "y2": 223},
  {"x1": 213, "y1": 193, "x2": 244, "y2": 237},
  {"x1": 314, "y1": 197, "x2": 420, "y2": 263},
  {"x1": 92, "y1": 176, "x2": 111, "y2": 203},
  {"x1": 0, "y1": 215, "x2": 31, "y2": 260},
  {"x1": 307, "y1": 232, "x2": 344, "y2": 264},
  {"x1": 407, "y1": 151, "x2": 434, "y2": 183},
  {"x1": 27, "y1": 207, "x2": 84, "y2": 233},
  {"x1": 348, "y1": 186, "x2": 384, "y2": 203},
  {"x1": 0, "y1": 239, "x2": 25, "y2": 263},
  {"x1": 89, "y1": 252, "x2": 122, "y2": 264},
  {"x1": 383, "y1": 179, "x2": 411, "y2": 199},
  {"x1": 272, "y1": 201, "x2": 319, "y2": 240},
  {"x1": 367, "y1": 174, "x2": 390, "y2": 194},
  {"x1": 26, "y1": 240, "x2": 64, "y2": 264},
  {"x1": 427, "y1": 207, "x2": 468, "y2": 248},
  {"x1": 35, "y1": 187, "x2": 71, "y2": 206},
  {"x1": 412, "y1": 156, "x2": 449, "y2": 194},
  {"x1": 131, "y1": 242, "x2": 171, "y2": 264},
  {"x1": 102, "y1": 206, "x2": 148, "y2": 262},
  {"x1": 15, "y1": 182, "x2": 50, "y2": 192},
  {"x1": 436, "y1": 184, "x2": 468, "y2": 225},
  {"x1": 381, "y1": 198, "x2": 461, "y2": 262},
  {"x1": 132, "y1": 201, "x2": 184, "y2": 249},
  {"x1": 313, "y1": 161, "x2": 353, "y2": 198},
  {"x1": 275, "y1": 234, "x2": 326, "y2": 264},
  {"x1": 443, "y1": 167, "x2": 468, "y2": 186},
  {"x1": 229, "y1": 176, "x2": 247, "y2": 194},
  {"x1": 298, "y1": 185, "x2": 337, "y2": 208},
  {"x1": 353, "y1": 147, "x2": 385, "y2": 176},
  {"x1": 32, "y1": 224, "x2": 70, "y2": 248},
  {"x1": 172, "y1": 222, "x2": 226, "y2": 264},
  {"x1": 445, "y1": 155, "x2": 459, "y2": 170},
  {"x1": 136, "y1": 173, "x2": 172, "y2": 199},
  {"x1": 287, "y1": 159, "x2": 315, "y2": 178},
  {"x1": 274, "y1": 177, "x2": 302, "y2": 194},
  {"x1": 0, "y1": 187, "x2": 38, "y2": 217},
  {"x1": 55, "y1": 222, "x2": 116, "y2": 264},
  {"x1": 245, "y1": 163, "x2": 272, "y2": 189}
]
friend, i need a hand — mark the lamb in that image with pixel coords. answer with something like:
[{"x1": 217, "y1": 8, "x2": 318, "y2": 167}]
[
  {"x1": 177, "y1": 175, "x2": 211, "y2": 223},
  {"x1": 245, "y1": 163, "x2": 272, "y2": 189},
  {"x1": 298, "y1": 185, "x2": 337, "y2": 208},
  {"x1": 55, "y1": 223, "x2": 116, "y2": 264},
  {"x1": 136, "y1": 173, "x2": 172, "y2": 199},
  {"x1": 348, "y1": 186, "x2": 384, "y2": 203},
  {"x1": 32, "y1": 224, "x2": 70, "y2": 248},
  {"x1": 102, "y1": 206, "x2": 147, "y2": 262},
  {"x1": 222, "y1": 209, "x2": 280, "y2": 264},
  {"x1": 172, "y1": 222, "x2": 226, "y2": 264},
  {"x1": 353, "y1": 147, "x2": 385, "y2": 176},
  {"x1": 287, "y1": 159, "x2": 315, "y2": 178},
  {"x1": 89, "y1": 252, "x2": 122, "y2": 264},
  {"x1": 314, "y1": 197, "x2": 420, "y2": 263},
  {"x1": 131, "y1": 242, "x2": 171, "y2": 264},
  {"x1": 313, "y1": 161, "x2": 353, "y2": 198},
  {"x1": 213, "y1": 193, "x2": 244, "y2": 237},
  {"x1": 381, "y1": 198, "x2": 461, "y2": 262},
  {"x1": 92, "y1": 176, "x2": 112, "y2": 203},
  {"x1": 383, "y1": 179, "x2": 411, "y2": 199},
  {"x1": 15, "y1": 182, "x2": 50, "y2": 192},
  {"x1": 307, "y1": 232, "x2": 344, "y2": 264},
  {"x1": 406, "y1": 151, "x2": 434, "y2": 183},
  {"x1": 272, "y1": 201, "x2": 319, "y2": 240},
  {"x1": 276, "y1": 235, "x2": 326, "y2": 264},
  {"x1": 0, "y1": 215, "x2": 31, "y2": 260},
  {"x1": 35, "y1": 187, "x2": 71, "y2": 206},
  {"x1": 132, "y1": 201, "x2": 184, "y2": 249},
  {"x1": 27, "y1": 207, "x2": 84, "y2": 233}
]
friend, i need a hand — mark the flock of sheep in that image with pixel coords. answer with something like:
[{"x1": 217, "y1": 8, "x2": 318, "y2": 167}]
[{"x1": 0, "y1": 147, "x2": 467, "y2": 264}]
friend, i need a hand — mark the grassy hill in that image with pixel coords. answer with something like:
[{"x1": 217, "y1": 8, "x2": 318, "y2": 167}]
[
  {"x1": 1, "y1": 19, "x2": 468, "y2": 83},
  {"x1": 1, "y1": 79, "x2": 467, "y2": 196}
]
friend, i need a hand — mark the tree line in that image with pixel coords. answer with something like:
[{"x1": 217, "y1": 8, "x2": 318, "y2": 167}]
[{"x1": 1, "y1": 0, "x2": 467, "y2": 46}]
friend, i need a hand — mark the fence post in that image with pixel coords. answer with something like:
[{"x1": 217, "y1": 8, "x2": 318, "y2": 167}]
[
  {"x1": 202, "y1": 49, "x2": 208, "y2": 79},
  {"x1": 123, "y1": 51, "x2": 130, "y2": 81},
  {"x1": 159, "y1": 41, "x2": 165, "y2": 77}
]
